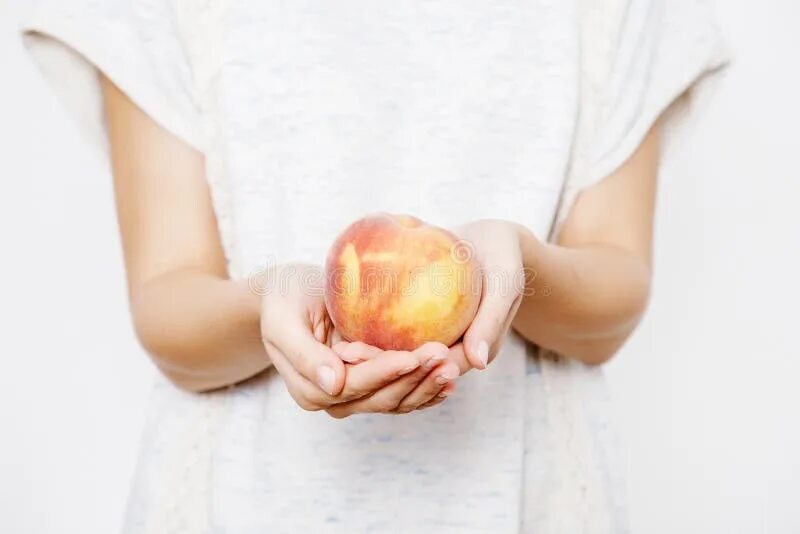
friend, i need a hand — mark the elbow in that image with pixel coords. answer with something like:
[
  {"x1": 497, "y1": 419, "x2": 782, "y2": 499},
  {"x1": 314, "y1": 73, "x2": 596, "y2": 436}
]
[
  {"x1": 160, "y1": 369, "x2": 221, "y2": 394},
  {"x1": 565, "y1": 271, "x2": 653, "y2": 366},
  {"x1": 142, "y1": 344, "x2": 221, "y2": 393},
  {"x1": 566, "y1": 337, "x2": 626, "y2": 366},
  {"x1": 133, "y1": 322, "x2": 207, "y2": 393},
  {"x1": 562, "y1": 324, "x2": 639, "y2": 366},
  {"x1": 129, "y1": 296, "x2": 216, "y2": 393},
  {"x1": 577, "y1": 288, "x2": 652, "y2": 366},
  {"x1": 150, "y1": 354, "x2": 215, "y2": 393}
]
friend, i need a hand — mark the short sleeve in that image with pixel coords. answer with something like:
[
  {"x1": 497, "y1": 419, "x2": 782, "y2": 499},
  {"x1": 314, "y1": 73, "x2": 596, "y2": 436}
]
[
  {"x1": 19, "y1": 0, "x2": 205, "y2": 161},
  {"x1": 586, "y1": 0, "x2": 730, "y2": 185}
]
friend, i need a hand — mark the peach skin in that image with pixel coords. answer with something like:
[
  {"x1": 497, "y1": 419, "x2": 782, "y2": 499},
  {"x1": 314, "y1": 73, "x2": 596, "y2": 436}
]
[{"x1": 324, "y1": 213, "x2": 481, "y2": 351}]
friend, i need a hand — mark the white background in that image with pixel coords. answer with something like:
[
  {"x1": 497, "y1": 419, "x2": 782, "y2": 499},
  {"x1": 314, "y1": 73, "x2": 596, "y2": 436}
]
[{"x1": 1, "y1": 1, "x2": 798, "y2": 532}]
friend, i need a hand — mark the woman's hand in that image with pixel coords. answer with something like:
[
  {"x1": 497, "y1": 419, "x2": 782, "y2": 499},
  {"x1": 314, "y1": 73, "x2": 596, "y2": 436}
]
[
  {"x1": 260, "y1": 263, "x2": 459, "y2": 416},
  {"x1": 334, "y1": 220, "x2": 532, "y2": 394},
  {"x1": 329, "y1": 341, "x2": 460, "y2": 417},
  {"x1": 451, "y1": 220, "x2": 535, "y2": 371},
  {"x1": 452, "y1": 124, "x2": 658, "y2": 367}
]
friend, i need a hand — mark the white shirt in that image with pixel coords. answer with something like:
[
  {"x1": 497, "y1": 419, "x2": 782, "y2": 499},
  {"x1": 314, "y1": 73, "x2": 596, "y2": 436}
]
[{"x1": 21, "y1": 1, "x2": 727, "y2": 532}]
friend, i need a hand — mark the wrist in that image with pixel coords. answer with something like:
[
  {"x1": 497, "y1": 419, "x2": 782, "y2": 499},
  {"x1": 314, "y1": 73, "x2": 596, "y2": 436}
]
[
  {"x1": 514, "y1": 221, "x2": 540, "y2": 264},
  {"x1": 239, "y1": 277, "x2": 263, "y2": 323},
  {"x1": 514, "y1": 224, "x2": 552, "y2": 297}
]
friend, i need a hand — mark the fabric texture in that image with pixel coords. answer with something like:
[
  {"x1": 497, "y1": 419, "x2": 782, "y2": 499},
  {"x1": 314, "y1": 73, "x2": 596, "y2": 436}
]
[{"x1": 20, "y1": 1, "x2": 728, "y2": 532}]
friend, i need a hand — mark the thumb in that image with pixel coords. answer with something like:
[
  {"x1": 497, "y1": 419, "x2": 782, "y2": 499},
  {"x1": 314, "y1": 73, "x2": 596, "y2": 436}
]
[
  {"x1": 462, "y1": 289, "x2": 520, "y2": 370},
  {"x1": 272, "y1": 322, "x2": 347, "y2": 396}
]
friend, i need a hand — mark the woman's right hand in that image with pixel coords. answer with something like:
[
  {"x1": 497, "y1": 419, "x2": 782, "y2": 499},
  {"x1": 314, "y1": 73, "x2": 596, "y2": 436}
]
[{"x1": 259, "y1": 263, "x2": 459, "y2": 416}]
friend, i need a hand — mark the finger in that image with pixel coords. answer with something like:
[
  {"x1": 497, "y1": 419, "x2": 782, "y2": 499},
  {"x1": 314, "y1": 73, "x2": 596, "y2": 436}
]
[
  {"x1": 395, "y1": 360, "x2": 460, "y2": 413},
  {"x1": 268, "y1": 345, "x2": 418, "y2": 417},
  {"x1": 462, "y1": 279, "x2": 522, "y2": 370},
  {"x1": 337, "y1": 349, "x2": 424, "y2": 402},
  {"x1": 413, "y1": 341, "x2": 450, "y2": 369},
  {"x1": 326, "y1": 343, "x2": 450, "y2": 417},
  {"x1": 333, "y1": 340, "x2": 449, "y2": 367},
  {"x1": 267, "y1": 322, "x2": 346, "y2": 396},
  {"x1": 417, "y1": 397, "x2": 445, "y2": 410},
  {"x1": 265, "y1": 344, "x2": 326, "y2": 411},
  {"x1": 416, "y1": 382, "x2": 455, "y2": 411},
  {"x1": 446, "y1": 343, "x2": 474, "y2": 375},
  {"x1": 438, "y1": 380, "x2": 456, "y2": 398},
  {"x1": 332, "y1": 341, "x2": 383, "y2": 363},
  {"x1": 325, "y1": 365, "x2": 432, "y2": 419},
  {"x1": 333, "y1": 342, "x2": 449, "y2": 402}
]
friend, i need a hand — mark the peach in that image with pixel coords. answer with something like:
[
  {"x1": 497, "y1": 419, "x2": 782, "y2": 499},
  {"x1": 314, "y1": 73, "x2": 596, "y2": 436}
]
[{"x1": 324, "y1": 213, "x2": 481, "y2": 351}]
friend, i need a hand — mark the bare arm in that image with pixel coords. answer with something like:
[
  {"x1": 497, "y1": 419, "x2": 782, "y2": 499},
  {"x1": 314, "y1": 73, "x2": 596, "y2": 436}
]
[
  {"x1": 101, "y1": 75, "x2": 269, "y2": 392},
  {"x1": 512, "y1": 123, "x2": 659, "y2": 364},
  {"x1": 102, "y1": 75, "x2": 454, "y2": 414},
  {"x1": 457, "y1": 123, "x2": 659, "y2": 370}
]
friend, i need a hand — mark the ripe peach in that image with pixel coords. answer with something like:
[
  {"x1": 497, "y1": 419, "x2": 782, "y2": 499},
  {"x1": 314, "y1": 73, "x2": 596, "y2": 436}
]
[{"x1": 324, "y1": 213, "x2": 481, "y2": 351}]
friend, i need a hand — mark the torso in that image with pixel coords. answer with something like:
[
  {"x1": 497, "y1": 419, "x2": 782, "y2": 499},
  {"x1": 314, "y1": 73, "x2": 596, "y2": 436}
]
[
  {"x1": 125, "y1": 2, "x2": 626, "y2": 532},
  {"x1": 191, "y1": 0, "x2": 577, "y2": 275}
]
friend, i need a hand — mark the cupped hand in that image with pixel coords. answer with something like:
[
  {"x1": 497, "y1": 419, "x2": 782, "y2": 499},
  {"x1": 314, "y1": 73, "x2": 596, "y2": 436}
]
[
  {"x1": 327, "y1": 341, "x2": 460, "y2": 418},
  {"x1": 452, "y1": 220, "x2": 535, "y2": 370},
  {"x1": 259, "y1": 263, "x2": 458, "y2": 415}
]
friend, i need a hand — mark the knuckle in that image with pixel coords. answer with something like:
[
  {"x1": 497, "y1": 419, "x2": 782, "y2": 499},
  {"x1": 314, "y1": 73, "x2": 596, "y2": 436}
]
[
  {"x1": 372, "y1": 398, "x2": 400, "y2": 413},
  {"x1": 490, "y1": 311, "x2": 506, "y2": 332},
  {"x1": 342, "y1": 385, "x2": 366, "y2": 401},
  {"x1": 291, "y1": 347, "x2": 312, "y2": 370}
]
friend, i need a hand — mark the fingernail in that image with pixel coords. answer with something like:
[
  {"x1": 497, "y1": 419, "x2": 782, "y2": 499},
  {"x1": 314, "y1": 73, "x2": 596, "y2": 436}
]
[
  {"x1": 437, "y1": 390, "x2": 450, "y2": 398},
  {"x1": 435, "y1": 374, "x2": 453, "y2": 385},
  {"x1": 435, "y1": 362, "x2": 461, "y2": 385},
  {"x1": 316, "y1": 365, "x2": 336, "y2": 395},
  {"x1": 423, "y1": 353, "x2": 446, "y2": 369},
  {"x1": 477, "y1": 340, "x2": 489, "y2": 369}
]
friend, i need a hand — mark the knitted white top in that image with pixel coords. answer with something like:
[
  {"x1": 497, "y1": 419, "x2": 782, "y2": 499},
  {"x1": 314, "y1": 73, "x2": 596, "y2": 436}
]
[{"x1": 21, "y1": 1, "x2": 728, "y2": 532}]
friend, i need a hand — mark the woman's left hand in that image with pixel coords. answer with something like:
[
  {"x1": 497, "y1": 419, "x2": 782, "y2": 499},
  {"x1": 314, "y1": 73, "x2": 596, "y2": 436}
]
[{"x1": 450, "y1": 219, "x2": 534, "y2": 371}]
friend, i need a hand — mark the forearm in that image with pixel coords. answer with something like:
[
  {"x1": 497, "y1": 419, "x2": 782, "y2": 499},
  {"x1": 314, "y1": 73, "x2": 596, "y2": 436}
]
[
  {"x1": 130, "y1": 268, "x2": 269, "y2": 392},
  {"x1": 512, "y1": 229, "x2": 651, "y2": 364}
]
